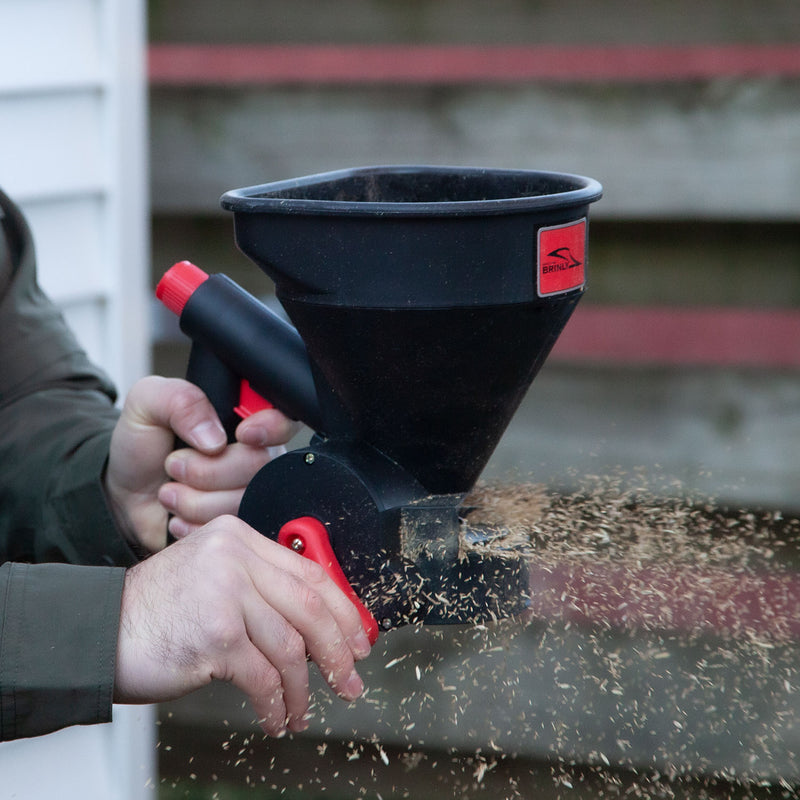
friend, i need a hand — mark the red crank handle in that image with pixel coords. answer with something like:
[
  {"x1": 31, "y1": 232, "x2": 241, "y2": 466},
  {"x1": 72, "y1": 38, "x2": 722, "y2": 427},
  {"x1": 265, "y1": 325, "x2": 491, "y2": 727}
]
[{"x1": 278, "y1": 516, "x2": 379, "y2": 645}]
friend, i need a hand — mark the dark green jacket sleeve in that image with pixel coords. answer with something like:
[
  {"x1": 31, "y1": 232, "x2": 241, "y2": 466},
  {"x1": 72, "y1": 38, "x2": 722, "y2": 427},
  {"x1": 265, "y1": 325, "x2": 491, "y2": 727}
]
[
  {"x1": 0, "y1": 188, "x2": 138, "y2": 740},
  {"x1": 0, "y1": 563, "x2": 125, "y2": 741},
  {"x1": 0, "y1": 188, "x2": 138, "y2": 567}
]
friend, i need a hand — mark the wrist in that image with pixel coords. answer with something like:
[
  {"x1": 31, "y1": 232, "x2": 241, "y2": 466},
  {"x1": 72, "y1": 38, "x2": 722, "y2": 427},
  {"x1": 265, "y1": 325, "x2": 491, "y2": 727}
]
[{"x1": 102, "y1": 467, "x2": 160, "y2": 559}]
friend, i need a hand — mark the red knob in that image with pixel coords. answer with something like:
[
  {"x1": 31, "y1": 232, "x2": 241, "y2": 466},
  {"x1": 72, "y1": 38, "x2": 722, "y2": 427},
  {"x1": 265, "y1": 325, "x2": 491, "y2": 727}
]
[{"x1": 156, "y1": 261, "x2": 208, "y2": 315}]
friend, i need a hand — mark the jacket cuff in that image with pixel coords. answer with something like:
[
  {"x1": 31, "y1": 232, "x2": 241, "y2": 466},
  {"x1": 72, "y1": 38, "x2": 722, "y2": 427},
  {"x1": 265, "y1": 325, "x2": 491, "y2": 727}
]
[
  {"x1": 0, "y1": 562, "x2": 125, "y2": 741},
  {"x1": 49, "y1": 429, "x2": 142, "y2": 568}
]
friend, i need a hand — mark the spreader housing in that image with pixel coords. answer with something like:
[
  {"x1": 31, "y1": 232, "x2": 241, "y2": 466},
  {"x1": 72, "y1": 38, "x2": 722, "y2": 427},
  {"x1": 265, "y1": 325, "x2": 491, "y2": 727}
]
[{"x1": 160, "y1": 165, "x2": 602, "y2": 632}]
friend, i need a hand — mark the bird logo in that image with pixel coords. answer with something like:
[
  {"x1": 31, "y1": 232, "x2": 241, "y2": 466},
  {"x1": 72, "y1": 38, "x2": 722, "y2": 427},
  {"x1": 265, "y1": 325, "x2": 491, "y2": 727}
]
[{"x1": 545, "y1": 247, "x2": 582, "y2": 269}]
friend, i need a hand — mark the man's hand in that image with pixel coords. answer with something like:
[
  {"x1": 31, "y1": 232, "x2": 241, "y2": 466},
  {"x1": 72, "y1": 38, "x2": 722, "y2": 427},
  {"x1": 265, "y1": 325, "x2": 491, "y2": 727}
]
[
  {"x1": 113, "y1": 516, "x2": 372, "y2": 735},
  {"x1": 105, "y1": 376, "x2": 299, "y2": 552}
]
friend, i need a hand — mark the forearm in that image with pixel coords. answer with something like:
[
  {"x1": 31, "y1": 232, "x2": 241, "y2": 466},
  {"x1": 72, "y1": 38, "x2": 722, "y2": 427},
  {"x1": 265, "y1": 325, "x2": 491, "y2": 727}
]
[{"x1": 0, "y1": 561, "x2": 125, "y2": 741}]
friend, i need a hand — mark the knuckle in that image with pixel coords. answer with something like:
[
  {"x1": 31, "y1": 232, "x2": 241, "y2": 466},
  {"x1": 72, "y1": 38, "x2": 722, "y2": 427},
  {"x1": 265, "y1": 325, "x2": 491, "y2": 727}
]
[
  {"x1": 296, "y1": 555, "x2": 328, "y2": 586},
  {"x1": 259, "y1": 665, "x2": 284, "y2": 697},
  {"x1": 316, "y1": 635, "x2": 350, "y2": 667},
  {"x1": 170, "y1": 381, "x2": 208, "y2": 415},
  {"x1": 203, "y1": 613, "x2": 241, "y2": 652},
  {"x1": 275, "y1": 626, "x2": 307, "y2": 668},
  {"x1": 191, "y1": 521, "x2": 247, "y2": 580},
  {"x1": 292, "y1": 580, "x2": 326, "y2": 620},
  {"x1": 124, "y1": 375, "x2": 158, "y2": 406},
  {"x1": 195, "y1": 525, "x2": 233, "y2": 557}
]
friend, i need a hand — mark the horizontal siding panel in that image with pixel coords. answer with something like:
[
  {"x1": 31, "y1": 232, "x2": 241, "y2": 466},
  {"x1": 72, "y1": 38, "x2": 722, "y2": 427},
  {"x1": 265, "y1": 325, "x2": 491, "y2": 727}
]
[
  {"x1": 22, "y1": 196, "x2": 112, "y2": 304},
  {"x1": 0, "y1": 91, "x2": 107, "y2": 201},
  {"x1": 0, "y1": 0, "x2": 103, "y2": 93}
]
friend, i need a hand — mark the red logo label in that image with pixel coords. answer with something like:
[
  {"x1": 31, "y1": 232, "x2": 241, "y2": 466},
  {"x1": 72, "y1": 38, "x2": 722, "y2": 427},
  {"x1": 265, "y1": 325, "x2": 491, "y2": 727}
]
[{"x1": 537, "y1": 219, "x2": 587, "y2": 297}]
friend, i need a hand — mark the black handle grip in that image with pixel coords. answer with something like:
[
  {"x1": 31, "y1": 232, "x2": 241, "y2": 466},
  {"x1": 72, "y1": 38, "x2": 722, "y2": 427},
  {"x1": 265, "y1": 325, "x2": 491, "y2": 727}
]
[
  {"x1": 179, "y1": 274, "x2": 323, "y2": 432},
  {"x1": 185, "y1": 342, "x2": 242, "y2": 442}
]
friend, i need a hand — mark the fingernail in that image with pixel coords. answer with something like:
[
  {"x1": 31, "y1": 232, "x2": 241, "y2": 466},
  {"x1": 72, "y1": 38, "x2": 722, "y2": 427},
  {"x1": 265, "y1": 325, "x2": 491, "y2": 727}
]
[
  {"x1": 159, "y1": 486, "x2": 177, "y2": 511},
  {"x1": 168, "y1": 516, "x2": 191, "y2": 539},
  {"x1": 164, "y1": 453, "x2": 186, "y2": 481},
  {"x1": 238, "y1": 422, "x2": 272, "y2": 448},
  {"x1": 190, "y1": 419, "x2": 226, "y2": 451},
  {"x1": 288, "y1": 715, "x2": 310, "y2": 733},
  {"x1": 344, "y1": 669, "x2": 364, "y2": 700}
]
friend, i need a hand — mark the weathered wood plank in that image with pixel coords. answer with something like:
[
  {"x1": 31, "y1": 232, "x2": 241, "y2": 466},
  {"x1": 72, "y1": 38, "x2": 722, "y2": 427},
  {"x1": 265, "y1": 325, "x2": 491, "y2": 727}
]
[
  {"x1": 148, "y1": 0, "x2": 800, "y2": 46},
  {"x1": 149, "y1": 80, "x2": 800, "y2": 219}
]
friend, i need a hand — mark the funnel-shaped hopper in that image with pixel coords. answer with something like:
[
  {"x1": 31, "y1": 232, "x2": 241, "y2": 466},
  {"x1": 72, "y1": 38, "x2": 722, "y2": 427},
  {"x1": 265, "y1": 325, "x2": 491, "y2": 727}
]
[{"x1": 222, "y1": 166, "x2": 601, "y2": 495}]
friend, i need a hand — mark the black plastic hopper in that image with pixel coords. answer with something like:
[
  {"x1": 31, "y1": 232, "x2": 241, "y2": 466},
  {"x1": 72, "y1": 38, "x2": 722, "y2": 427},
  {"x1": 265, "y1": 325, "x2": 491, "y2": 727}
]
[{"x1": 220, "y1": 165, "x2": 602, "y2": 629}]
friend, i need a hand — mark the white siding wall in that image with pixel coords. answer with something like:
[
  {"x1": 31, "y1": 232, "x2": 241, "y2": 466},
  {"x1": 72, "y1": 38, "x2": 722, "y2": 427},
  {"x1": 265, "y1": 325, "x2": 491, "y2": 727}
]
[
  {"x1": 0, "y1": 0, "x2": 150, "y2": 392},
  {"x1": 0, "y1": 0, "x2": 155, "y2": 797}
]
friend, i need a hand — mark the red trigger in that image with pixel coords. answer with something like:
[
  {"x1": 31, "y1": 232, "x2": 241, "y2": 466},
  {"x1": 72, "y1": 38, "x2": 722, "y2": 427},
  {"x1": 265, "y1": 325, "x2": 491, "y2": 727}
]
[
  {"x1": 278, "y1": 517, "x2": 380, "y2": 645},
  {"x1": 234, "y1": 379, "x2": 273, "y2": 419}
]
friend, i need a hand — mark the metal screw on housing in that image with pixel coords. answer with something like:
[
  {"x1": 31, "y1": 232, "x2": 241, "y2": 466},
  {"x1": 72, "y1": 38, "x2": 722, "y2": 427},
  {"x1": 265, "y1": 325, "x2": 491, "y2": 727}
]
[
  {"x1": 289, "y1": 536, "x2": 305, "y2": 554},
  {"x1": 304, "y1": 453, "x2": 315, "y2": 465},
  {"x1": 380, "y1": 618, "x2": 393, "y2": 631}
]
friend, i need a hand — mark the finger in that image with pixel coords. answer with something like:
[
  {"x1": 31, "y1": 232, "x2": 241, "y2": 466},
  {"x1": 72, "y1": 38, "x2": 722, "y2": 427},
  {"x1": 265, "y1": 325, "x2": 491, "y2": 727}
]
[
  {"x1": 166, "y1": 515, "x2": 200, "y2": 540},
  {"x1": 227, "y1": 636, "x2": 296, "y2": 736},
  {"x1": 159, "y1": 482, "x2": 245, "y2": 527},
  {"x1": 260, "y1": 569, "x2": 364, "y2": 702},
  {"x1": 236, "y1": 408, "x2": 302, "y2": 448},
  {"x1": 169, "y1": 521, "x2": 372, "y2": 669},
  {"x1": 246, "y1": 553, "x2": 368, "y2": 697},
  {"x1": 239, "y1": 600, "x2": 313, "y2": 732},
  {"x1": 193, "y1": 524, "x2": 340, "y2": 730},
  {"x1": 165, "y1": 442, "x2": 272, "y2": 491},
  {"x1": 201, "y1": 519, "x2": 372, "y2": 663},
  {"x1": 125, "y1": 376, "x2": 227, "y2": 455},
  {"x1": 248, "y1": 536, "x2": 373, "y2": 660}
]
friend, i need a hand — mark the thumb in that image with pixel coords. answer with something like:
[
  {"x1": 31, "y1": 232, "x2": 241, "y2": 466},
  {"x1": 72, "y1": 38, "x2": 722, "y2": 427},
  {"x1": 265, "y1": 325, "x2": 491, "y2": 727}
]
[{"x1": 123, "y1": 376, "x2": 227, "y2": 454}]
